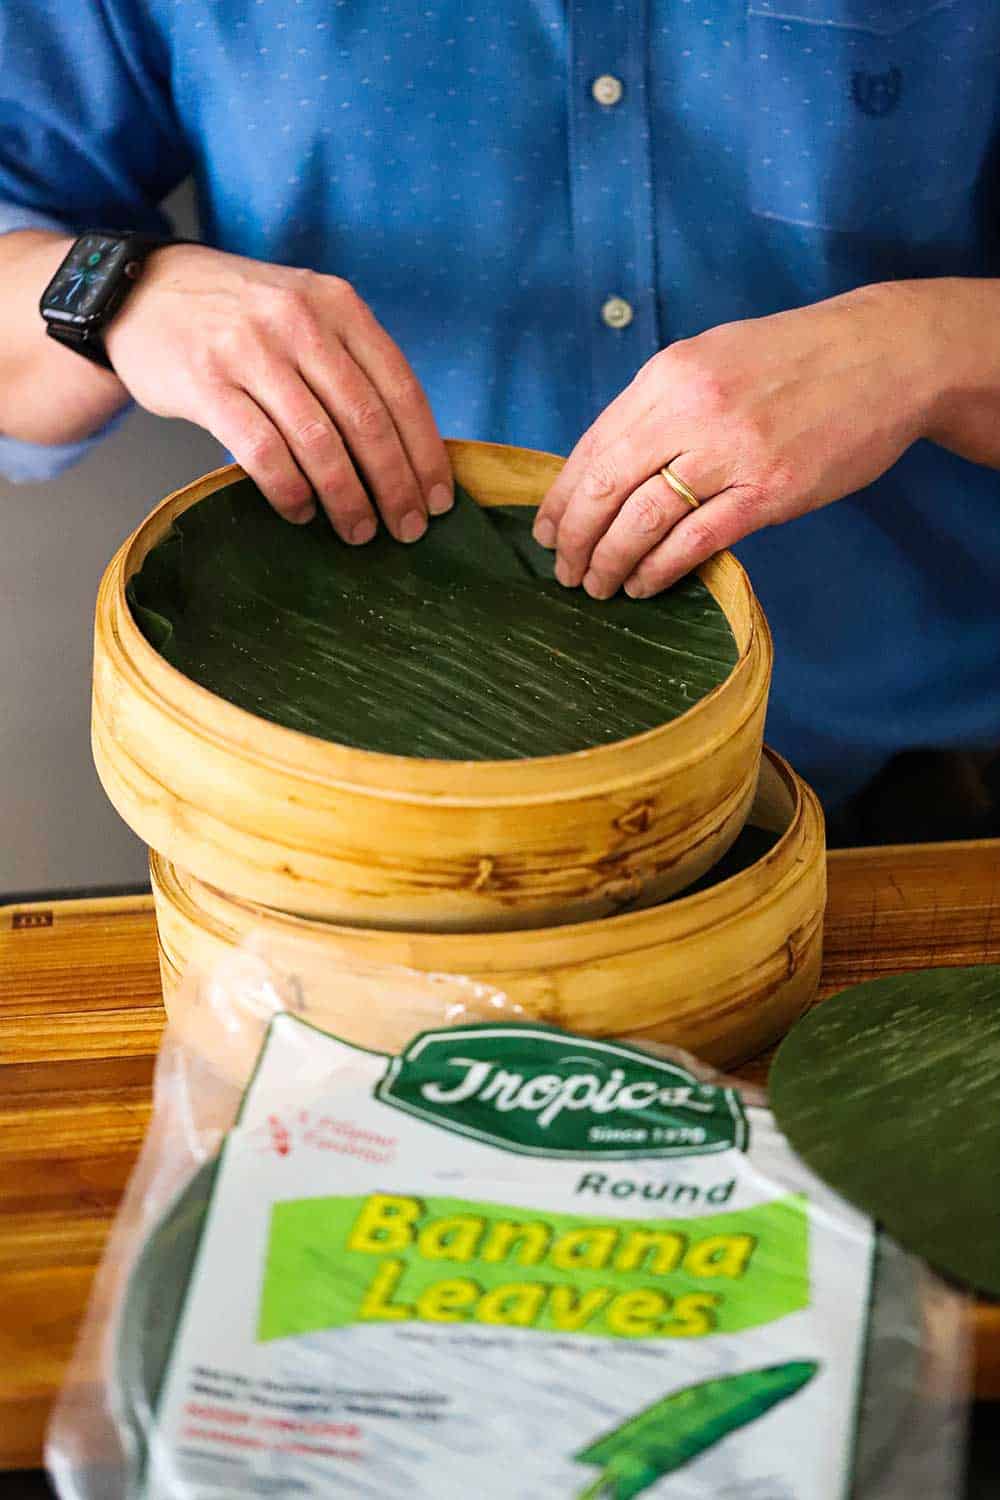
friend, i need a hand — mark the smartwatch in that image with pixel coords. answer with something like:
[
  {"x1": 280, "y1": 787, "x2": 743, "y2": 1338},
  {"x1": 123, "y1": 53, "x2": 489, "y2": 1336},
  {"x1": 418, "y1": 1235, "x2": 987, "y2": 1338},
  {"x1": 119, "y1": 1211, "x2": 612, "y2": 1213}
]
[{"x1": 39, "y1": 229, "x2": 193, "y2": 371}]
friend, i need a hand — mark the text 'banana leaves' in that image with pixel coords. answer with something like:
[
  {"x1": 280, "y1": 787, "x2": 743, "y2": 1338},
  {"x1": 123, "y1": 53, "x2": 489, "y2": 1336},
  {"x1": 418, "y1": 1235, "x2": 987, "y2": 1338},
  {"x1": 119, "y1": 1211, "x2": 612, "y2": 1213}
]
[{"x1": 127, "y1": 479, "x2": 737, "y2": 760}]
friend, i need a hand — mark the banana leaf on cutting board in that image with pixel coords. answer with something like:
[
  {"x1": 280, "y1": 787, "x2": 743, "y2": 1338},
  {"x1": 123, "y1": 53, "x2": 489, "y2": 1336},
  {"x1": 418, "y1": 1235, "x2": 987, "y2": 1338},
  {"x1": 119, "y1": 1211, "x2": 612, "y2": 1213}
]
[{"x1": 771, "y1": 964, "x2": 1000, "y2": 1296}]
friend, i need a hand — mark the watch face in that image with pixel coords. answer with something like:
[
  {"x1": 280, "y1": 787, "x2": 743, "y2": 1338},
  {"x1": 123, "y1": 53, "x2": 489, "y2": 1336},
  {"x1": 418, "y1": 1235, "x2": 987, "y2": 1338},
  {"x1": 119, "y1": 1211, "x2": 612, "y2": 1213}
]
[{"x1": 43, "y1": 234, "x2": 129, "y2": 323}]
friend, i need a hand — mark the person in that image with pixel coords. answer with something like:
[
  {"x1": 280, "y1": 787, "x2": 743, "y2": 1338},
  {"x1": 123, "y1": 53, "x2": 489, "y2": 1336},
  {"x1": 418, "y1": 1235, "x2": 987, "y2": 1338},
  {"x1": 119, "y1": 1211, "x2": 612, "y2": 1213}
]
[{"x1": 2, "y1": 1, "x2": 999, "y2": 832}]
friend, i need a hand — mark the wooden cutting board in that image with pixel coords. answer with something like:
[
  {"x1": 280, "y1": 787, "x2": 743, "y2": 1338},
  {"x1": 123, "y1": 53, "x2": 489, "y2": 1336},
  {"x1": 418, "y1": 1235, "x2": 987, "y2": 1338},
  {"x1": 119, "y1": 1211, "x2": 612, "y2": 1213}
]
[{"x1": 2, "y1": 840, "x2": 999, "y2": 1469}]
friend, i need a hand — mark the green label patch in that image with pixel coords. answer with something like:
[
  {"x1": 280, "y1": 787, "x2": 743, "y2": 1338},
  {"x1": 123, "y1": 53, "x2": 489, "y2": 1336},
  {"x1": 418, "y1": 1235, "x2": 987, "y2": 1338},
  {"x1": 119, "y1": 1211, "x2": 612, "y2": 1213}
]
[
  {"x1": 258, "y1": 1191, "x2": 808, "y2": 1342},
  {"x1": 375, "y1": 1025, "x2": 748, "y2": 1159}
]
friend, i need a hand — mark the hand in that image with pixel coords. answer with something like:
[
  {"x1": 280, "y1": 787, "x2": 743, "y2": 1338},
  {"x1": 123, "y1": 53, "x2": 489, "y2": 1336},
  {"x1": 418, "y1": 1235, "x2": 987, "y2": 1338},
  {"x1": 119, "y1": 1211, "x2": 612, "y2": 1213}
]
[
  {"x1": 533, "y1": 283, "x2": 942, "y2": 598},
  {"x1": 104, "y1": 245, "x2": 453, "y2": 541}
]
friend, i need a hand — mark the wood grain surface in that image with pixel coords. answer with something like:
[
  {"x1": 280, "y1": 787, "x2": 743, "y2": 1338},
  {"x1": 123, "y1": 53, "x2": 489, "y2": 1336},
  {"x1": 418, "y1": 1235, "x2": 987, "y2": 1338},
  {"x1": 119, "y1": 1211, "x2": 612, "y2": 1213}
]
[{"x1": 2, "y1": 842, "x2": 999, "y2": 1468}]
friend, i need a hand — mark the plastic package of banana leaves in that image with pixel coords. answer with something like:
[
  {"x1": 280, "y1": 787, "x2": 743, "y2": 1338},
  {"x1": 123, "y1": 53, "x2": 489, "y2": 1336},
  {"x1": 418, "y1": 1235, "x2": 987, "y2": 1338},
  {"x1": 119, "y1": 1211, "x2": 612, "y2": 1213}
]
[{"x1": 46, "y1": 937, "x2": 970, "y2": 1500}]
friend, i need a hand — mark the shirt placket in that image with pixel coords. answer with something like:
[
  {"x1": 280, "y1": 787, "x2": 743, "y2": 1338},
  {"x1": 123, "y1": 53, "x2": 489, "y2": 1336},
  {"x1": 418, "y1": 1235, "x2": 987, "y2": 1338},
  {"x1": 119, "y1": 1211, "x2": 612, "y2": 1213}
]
[{"x1": 567, "y1": 0, "x2": 660, "y2": 430}]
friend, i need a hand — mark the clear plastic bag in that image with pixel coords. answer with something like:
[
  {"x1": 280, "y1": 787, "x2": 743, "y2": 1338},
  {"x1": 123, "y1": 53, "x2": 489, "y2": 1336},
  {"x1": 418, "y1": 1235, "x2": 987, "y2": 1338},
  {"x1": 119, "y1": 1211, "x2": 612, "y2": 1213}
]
[{"x1": 46, "y1": 935, "x2": 970, "y2": 1500}]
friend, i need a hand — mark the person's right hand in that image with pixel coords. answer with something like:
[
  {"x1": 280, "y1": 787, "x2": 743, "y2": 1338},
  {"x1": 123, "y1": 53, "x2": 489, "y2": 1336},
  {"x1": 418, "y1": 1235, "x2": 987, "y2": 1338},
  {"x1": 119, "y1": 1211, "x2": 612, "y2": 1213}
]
[{"x1": 104, "y1": 244, "x2": 453, "y2": 542}]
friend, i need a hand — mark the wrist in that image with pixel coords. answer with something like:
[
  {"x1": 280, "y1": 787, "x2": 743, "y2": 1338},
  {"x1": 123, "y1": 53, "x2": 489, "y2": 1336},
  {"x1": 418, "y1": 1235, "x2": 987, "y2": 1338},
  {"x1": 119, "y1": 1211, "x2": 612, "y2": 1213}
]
[
  {"x1": 101, "y1": 242, "x2": 192, "y2": 370},
  {"x1": 855, "y1": 279, "x2": 955, "y2": 442},
  {"x1": 39, "y1": 232, "x2": 200, "y2": 377},
  {"x1": 870, "y1": 278, "x2": 1000, "y2": 446}
]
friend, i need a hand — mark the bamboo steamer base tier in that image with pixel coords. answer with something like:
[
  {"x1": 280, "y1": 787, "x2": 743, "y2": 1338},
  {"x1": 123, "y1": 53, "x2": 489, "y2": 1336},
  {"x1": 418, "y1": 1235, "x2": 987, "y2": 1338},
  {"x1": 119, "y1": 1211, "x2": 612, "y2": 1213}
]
[
  {"x1": 94, "y1": 439, "x2": 772, "y2": 932},
  {"x1": 153, "y1": 749, "x2": 825, "y2": 1082}
]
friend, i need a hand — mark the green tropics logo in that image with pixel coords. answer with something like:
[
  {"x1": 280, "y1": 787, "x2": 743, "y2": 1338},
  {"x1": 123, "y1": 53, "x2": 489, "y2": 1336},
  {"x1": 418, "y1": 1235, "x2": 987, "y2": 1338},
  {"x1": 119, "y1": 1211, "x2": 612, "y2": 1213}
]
[{"x1": 375, "y1": 1025, "x2": 748, "y2": 1159}]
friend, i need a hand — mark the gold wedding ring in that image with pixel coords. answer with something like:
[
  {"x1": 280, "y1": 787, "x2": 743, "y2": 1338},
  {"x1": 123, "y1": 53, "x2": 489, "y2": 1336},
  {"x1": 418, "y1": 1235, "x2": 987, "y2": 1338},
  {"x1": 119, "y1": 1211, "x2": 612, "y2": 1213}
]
[{"x1": 659, "y1": 464, "x2": 701, "y2": 510}]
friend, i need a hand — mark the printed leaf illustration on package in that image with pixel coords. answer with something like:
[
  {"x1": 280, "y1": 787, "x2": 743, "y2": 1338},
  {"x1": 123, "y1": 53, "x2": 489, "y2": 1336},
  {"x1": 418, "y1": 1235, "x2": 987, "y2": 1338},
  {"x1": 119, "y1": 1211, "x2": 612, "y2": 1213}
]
[{"x1": 575, "y1": 1361, "x2": 819, "y2": 1498}]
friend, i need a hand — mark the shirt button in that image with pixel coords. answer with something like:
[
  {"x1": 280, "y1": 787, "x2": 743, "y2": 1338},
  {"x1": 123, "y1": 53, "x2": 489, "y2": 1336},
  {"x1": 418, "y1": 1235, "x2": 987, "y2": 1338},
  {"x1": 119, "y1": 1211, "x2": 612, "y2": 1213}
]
[
  {"x1": 591, "y1": 73, "x2": 624, "y2": 107},
  {"x1": 601, "y1": 296, "x2": 634, "y2": 330}
]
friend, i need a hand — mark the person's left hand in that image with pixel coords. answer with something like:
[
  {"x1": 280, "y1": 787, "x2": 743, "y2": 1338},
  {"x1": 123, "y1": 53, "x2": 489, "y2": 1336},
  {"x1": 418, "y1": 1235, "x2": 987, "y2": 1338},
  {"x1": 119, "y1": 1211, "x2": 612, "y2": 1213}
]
[{"x1": 533, "y1": 282, "x2": 940, "y2": 598}]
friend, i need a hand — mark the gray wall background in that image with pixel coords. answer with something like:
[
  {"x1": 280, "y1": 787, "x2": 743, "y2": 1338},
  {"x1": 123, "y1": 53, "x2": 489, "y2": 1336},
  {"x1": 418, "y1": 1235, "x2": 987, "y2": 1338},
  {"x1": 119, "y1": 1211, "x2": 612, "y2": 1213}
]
[{"x1": 1, "y1": 186, "x2": 222, "y2": 898}]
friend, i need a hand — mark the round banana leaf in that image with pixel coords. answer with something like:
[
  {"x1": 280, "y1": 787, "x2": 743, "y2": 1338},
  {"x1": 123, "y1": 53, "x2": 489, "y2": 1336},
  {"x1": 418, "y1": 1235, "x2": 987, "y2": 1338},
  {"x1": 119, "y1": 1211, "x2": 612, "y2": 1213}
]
[
  {"x1": 771, "y1": 965, "x2": 1000, "y2": 1295},
  {"x1": 127, "y1": 480, "x2": 738, "y2": 760},
  {"x1": 111, "y1": 1163, "x2": 918, "y2": 1496},
  {"x1": 851, "y1": 1237, "x2": 924, "y2": 1497},
  {"x1": 113, "y1": 1158, "x2": 219, "y2": 1497}
]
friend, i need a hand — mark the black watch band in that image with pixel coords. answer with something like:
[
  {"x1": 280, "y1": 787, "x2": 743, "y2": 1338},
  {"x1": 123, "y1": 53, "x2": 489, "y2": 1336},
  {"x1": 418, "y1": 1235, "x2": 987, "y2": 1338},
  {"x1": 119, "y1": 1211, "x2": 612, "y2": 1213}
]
[
  {"x1": 44, "y1": 320, "x2": 118, "y2": 371},
  {"x1": 40, "y1": 230, "x2": 197, "y2": 373}
]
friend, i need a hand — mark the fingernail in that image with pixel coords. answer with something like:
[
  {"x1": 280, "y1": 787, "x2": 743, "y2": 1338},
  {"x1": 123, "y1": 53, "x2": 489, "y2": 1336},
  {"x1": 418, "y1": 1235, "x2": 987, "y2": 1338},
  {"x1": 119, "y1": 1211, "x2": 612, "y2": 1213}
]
[
  {"x1": 583, "y1": 569, "x2": 613, "y2": 600},
  {"x1": 350, "y1": 517, "x2": 377, "y2": 545},
  {"x1": 554, "y1": 557, "x2": 574, "y2": 588},
  {"x1": 624, "y1": 576, "x2": 651, "y2": 599},
  {"x1": 399, "y1": 509, "x2": 427, "y2": 543},
  {"x1": 428, "y1": 483, "x2": 454, "y2": 515},
  {"x1": 290, "y1": 502, "x2": 317, "y2": 525},
  {"x1": 533, "y1": 518, "x2": 556, "y2": 549}
]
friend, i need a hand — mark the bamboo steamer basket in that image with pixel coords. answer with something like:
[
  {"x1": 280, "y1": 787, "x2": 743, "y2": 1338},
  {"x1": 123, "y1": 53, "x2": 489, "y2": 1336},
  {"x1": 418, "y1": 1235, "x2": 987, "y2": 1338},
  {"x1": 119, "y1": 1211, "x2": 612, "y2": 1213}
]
[
  {"x1": 94, "y1": 439, "x2": 772, "y2": 932},
  {"x1": 152, "y1": 748, "x2": 824, "y2": 1080}
]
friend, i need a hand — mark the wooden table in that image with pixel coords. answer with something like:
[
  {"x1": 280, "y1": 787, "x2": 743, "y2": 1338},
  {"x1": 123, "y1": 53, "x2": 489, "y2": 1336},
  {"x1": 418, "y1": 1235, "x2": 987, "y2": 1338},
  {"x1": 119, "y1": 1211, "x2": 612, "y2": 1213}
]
[{"x1": 2, "y1": 840, "x2": 999, "y2": 1469}]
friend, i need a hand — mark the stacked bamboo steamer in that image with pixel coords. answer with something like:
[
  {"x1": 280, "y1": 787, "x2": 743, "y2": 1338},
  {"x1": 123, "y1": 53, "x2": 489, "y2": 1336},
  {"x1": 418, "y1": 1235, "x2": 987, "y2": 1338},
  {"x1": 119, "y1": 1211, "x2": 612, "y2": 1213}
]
[{"x1": 92, "y1": 439, "x2": 826, "y2": 1072}]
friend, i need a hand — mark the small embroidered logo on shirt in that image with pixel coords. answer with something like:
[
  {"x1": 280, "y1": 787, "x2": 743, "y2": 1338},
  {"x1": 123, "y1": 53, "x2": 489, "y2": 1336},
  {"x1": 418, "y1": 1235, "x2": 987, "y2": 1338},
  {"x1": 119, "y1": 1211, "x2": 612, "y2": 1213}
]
[{"x1": 851, "y1": 67, "x2": 902, "y2": 118}]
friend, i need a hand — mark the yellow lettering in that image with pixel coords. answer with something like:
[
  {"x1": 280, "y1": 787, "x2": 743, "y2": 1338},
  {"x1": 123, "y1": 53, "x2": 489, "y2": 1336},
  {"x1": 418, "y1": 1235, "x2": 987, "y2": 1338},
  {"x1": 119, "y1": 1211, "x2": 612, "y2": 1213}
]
[
  {"x1": 550, "y1": 1227, "x2": 618, "y2": 1271},
  {"x1": 415, "y1": 1278, "x2": 480, "y2": 1323},
  {"x1": 604, "y1": 1289, "x2": 670, "y2": 1338},
  {"x1": 358, "y1": 1258, "x2": 412, "y2": 1322},
  {"x1": 613, "y1": 1229, "x2": 686, "y2": 1276},
  {"x1": 477, "y1": 1282, "x2": 547, "y2": 1327},
  {"x1": 479, "y1": 1220, "x2": 552, "y2": 1267},
  {"x1": 347, "y1": 1194, "x2": 422, "y2": 1255},
  {"x1": 417, "y1": 1215, "x2": 485, "y2": 1263},
  {"x1": 684, "y1": 1234, "x2": 756, "y2": 1279},
  {"x1": 663, "y1": 1292, "x2": 721, "y2": 1337},
  {"x1": 548, "y1": 1285, "x2": 612, "y2": 1332}
]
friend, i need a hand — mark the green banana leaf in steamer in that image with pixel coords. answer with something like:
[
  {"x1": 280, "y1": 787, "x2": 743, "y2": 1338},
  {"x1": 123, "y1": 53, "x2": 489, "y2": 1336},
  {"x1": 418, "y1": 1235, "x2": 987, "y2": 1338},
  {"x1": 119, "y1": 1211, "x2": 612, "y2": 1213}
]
[{"x1": 126, "y1": 479, "x2": 738, "y2": 761}]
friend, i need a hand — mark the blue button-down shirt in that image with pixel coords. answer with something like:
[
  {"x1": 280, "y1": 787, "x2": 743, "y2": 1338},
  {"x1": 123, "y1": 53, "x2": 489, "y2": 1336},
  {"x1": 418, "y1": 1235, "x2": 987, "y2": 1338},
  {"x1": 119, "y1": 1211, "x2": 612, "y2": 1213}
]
[{"x1": 3, "y1": 0, "x2": 1000, "y2": 805}]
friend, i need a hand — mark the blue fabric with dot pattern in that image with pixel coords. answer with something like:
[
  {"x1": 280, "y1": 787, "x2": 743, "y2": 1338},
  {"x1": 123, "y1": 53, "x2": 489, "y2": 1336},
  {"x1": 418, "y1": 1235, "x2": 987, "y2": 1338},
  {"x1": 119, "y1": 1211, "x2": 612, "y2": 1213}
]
[{"x1": 2, "y1": 0, "x2": 999, "y2": 804}]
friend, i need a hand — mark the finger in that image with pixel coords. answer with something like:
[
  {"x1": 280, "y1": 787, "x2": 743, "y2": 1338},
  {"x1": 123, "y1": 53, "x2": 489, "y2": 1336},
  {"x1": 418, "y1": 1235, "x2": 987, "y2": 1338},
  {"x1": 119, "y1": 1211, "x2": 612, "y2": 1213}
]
[
  {"x1": 532, "y1": 381, "x2": 653, "y2": 548},
  {"x1": 624, "y1": 485, "x2": 764, "y2": 598},
  {"x1": 580, "y1": 471, "x2": 696, "y2": 599},
  {"x1": 205, "y1": 386, "x2": 316, "y2": 524},
  {"x1": 551, "y1": 405, "x2": 692, "y2": 588},
  {"x1": 337, "y1": 302, "x2": 454, "y2": 517},
  {"x1": 300, "y1": 333, "x2": 429, "y2": 543},
  {"x1": 660, "y1": 448, "x2": 730, "y2": 509},
  {"x1": 583, "y1": 448, "x2": 733, "y2": 594},
  {"x1": 249, "y1": 362, "x2": 381, "y2": 544}
]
